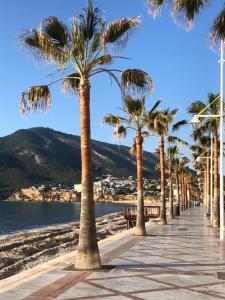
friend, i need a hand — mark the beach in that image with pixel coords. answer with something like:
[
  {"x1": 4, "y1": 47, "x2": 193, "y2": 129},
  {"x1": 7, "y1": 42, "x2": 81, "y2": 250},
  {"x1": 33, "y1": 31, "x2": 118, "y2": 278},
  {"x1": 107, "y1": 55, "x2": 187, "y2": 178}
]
[{"x1": 0, "y1": 212, "x2": 128, "y2": 280}]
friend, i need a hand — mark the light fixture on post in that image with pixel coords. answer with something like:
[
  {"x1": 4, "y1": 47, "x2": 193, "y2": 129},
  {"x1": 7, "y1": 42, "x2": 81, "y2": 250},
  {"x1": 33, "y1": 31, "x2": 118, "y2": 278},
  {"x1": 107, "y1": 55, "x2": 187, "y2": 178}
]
[
  {"x1": 191, "y1": 115, "x2": 200, "y2": 124},
  {"x1": 210, "y1": 132, "x2": 213, "y2": 225},
  {"x1": 219, "y1": 39, "x2": 224, "y2": 241},
  {"x1": 190, "y1": 66, "x2": 224, "y2": 239}
]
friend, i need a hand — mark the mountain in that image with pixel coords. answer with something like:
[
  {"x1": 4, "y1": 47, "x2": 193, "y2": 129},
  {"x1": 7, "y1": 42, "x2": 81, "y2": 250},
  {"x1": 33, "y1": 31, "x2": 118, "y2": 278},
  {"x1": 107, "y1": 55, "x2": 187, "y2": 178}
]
[{"x1": 0, "y1": 127, "x2": 159, "y2": 198}]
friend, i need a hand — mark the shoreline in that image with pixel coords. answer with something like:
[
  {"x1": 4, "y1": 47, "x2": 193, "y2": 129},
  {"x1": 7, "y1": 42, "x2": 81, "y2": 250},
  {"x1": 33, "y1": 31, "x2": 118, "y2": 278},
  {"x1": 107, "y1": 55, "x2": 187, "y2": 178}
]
[{"x1": 0, "y1": 212, "x2": 128, "y2": 280}]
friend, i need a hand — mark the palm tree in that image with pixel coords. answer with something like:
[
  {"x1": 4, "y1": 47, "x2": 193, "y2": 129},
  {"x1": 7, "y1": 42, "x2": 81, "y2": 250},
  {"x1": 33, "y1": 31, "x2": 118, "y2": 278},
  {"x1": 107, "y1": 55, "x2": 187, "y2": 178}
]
[
  {"x1": 147, "y1": 108, "x2": 187, "y2": 224},
  {"x1": 191, "y1": 135, "x2": 211, "y2": 216},
  {"x1": 188, "y1": 93, "x2": 220, "y2": 228},
  {"x1": 179, "y1": 156, "x2": 191, "y2": 211},
  {"x1": 104, "y1": 97, "x2": 159, "y2": 236},
  {"x1": 191, "y1": 144, "x2": 208, "y2": 213},
  {"x1": 166, "y1": 145, "x2": 179, "y2": 219},
  {"x1": 173, "y1": 157, "x2": 181, "y2": 211},
  {"x1": 19, "y1": 1, "x2": 153, "y2": 269}
]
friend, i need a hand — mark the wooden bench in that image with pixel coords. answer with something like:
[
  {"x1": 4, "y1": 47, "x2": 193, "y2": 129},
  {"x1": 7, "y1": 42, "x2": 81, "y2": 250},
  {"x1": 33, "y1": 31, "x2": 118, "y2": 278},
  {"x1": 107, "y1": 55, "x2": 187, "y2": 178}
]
[{"x1": 123, "y1": 205, "x2": 161, "y2": 229}]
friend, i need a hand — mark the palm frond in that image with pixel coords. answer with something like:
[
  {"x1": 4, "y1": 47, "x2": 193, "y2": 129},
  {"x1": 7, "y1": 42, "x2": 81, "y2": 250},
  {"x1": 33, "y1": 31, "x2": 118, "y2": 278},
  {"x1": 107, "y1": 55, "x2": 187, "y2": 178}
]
[
  {"x1": 169, "y1": 108, "x2": 179, "y2": 116},
  {"x1": 149, "y1": 99, "x2": 161, "y2": 114},
  {"x1": 20, "y1": 85, "x2": 51, "y2": 114},
  {"x1": 168, "y1": 135, "x2": 189, "y2": 147},
  {"x1": 124, "y1": 96, "x2": 145, "y2": 116},
  {"x1": 191, "y1": 125, "x2": 209, "y2": 141},
  {"x1": 121, "y1": 69, "x2": 153, "y2": 97},
  {"x1": 130, "y1": 138, "x2": 137, "y2": 155},
  {"x1": 113, "y1": 125, "x2": 127, "y2": 139},
  {"x1": 145, "y1": 0, "x2": 164, "y2": 18},
  {"x1": 172, "y1": 119, "x2": 187, "y2": 131},
  {"x1": 62, "y1": 73, "x2": 80, "y2": 94},
  {"x1": 199, "y1": 135, "x2": 211, "y2": 147},
  {"x1": 210, "y1": 6, "x2": 225, "y2": 44},
  {"x1": 208, "y1": 93, "x2": 220, "y2": 113},
  {"x1": 90, "y1": 55, "x2": 118, "y2": 72},
  {"x1": 102, "y1": 17, "x2": 140, "y2": 50},
  {"x1": 96, "y1": 54, "x2": 114, "y2": 65},
  {"x1": 19, "y1": 29, "x2": 67, "y2": 64},
  {"x1": 40, "y1": 16, "x2": 70, "y2": 47},
  {"x1": 187, "y1": 100, "x2": 206, "y2": 115},
  {"x1": 103, "y1": 114, "x2": 121, "y2": 126},
  {"x1": 78, "y1": 0, "x2": 102, "y2": 40},
  {"x1": 172, "y1": 0, "x2": 209, "y2": 28},
  {"x1": 93, "y1": 68, "x2": 122, "y2": 91},
  {"x1": 19, "y1": 29, "x2": 42, "y2": 61}
]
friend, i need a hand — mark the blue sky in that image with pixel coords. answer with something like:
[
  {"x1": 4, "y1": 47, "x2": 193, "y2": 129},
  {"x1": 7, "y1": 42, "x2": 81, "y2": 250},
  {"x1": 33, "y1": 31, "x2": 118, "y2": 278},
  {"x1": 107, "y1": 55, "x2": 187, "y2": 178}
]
[{"x1": 0, "y1": 0, "x2": 223, "y2": 155}]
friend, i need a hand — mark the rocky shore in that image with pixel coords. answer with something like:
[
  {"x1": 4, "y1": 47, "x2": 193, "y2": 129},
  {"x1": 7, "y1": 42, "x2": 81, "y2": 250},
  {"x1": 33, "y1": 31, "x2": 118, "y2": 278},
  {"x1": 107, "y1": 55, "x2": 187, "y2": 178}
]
[
  {"x1": 7, "y1": 188, "x2": 79, "y2": 202},
  {"x1": 0, "y1": 212, "x2": 127, "y2": 280}
]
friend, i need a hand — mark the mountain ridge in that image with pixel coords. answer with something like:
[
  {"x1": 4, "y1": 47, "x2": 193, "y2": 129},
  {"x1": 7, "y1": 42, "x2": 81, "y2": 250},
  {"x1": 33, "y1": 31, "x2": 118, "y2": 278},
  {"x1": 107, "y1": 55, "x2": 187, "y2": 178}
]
[{"x1": 0, "y1": 127, "x2": 159, "y2": 198}]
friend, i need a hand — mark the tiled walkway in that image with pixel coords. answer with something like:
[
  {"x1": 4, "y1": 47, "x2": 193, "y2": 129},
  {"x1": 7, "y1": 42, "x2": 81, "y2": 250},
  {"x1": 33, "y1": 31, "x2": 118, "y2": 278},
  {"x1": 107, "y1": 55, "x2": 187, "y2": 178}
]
[{"x1": 1, "y1": 207, "x2": 225, "y2": 300}]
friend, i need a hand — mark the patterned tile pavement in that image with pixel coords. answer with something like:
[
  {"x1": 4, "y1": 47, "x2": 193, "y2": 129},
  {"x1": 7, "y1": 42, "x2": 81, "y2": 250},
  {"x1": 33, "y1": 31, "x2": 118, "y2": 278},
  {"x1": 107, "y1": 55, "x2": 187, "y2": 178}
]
[{"x1": 0, "y1": 207, "x2": 225, "y2": 300}]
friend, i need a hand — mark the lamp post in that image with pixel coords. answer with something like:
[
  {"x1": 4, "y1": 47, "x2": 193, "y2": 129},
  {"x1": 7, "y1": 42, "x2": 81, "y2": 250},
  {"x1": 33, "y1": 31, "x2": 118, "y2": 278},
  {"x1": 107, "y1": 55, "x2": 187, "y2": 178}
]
[
  {"x1": 219, "y1": 40, "x2": 224, "y2": 240},
  {"x1": 210, "y1": 132, "x2": 213, "y2": 225},
  {"x1": 190, "y1": 41, "x2": 224, "y2": 240}
]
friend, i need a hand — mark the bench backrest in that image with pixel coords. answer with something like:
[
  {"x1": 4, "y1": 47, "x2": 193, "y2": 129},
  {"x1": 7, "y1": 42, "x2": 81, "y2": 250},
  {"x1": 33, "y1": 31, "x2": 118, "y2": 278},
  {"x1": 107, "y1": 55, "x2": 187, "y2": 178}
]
[{"x1": 123, "y1": 205, "x2": 160, "y2": 219}]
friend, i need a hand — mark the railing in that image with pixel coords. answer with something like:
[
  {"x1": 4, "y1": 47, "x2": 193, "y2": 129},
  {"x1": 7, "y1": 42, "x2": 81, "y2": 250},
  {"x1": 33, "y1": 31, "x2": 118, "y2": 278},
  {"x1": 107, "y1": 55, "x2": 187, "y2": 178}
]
[{"x1": 123, "y1": 205, "x2": 160, "y2": 229}]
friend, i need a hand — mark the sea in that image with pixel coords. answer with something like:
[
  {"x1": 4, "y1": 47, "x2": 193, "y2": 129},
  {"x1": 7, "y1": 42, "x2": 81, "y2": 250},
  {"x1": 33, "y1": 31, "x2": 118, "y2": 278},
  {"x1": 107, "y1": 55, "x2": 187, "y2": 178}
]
[{"x1": 0, "y1": 201, "x2": 125, "y2": 235}]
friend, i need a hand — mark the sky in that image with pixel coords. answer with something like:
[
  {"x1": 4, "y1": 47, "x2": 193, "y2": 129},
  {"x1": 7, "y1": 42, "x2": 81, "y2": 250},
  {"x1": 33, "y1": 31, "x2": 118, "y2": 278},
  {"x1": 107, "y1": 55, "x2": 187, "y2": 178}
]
[{"x1": 0, "y1": 0, "x2": 223, "y2": 156}]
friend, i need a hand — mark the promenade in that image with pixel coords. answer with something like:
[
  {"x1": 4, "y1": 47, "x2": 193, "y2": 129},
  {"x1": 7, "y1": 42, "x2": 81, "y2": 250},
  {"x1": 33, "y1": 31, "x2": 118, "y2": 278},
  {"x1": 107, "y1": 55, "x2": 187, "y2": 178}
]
[{"x1": 0, "y1": 207, "x2": 225, "y2": 300}]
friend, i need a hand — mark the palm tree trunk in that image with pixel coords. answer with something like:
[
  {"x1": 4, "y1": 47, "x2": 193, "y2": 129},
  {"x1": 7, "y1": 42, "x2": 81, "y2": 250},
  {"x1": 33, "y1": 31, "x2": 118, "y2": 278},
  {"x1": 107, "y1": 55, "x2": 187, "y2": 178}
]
[
  {"x1": 135, "y1": 132, "x2": 146, "y2": 236},
  {"x1": 175, "y1": 171, "x2": 180, "y2": 213},
  {"x1": 169, "y1": 164, "x2": 174, "y2": 219},
  {"x1": 203, "y1": 167, "x2": 207, "y2": 213},
  {"x1": 185, "y1": 181, "x2": 189, "y2": 210},
  {"x1": 182, "y1": 176, "x2": 185, "y2": 211},
  {"x1": 180, "y1": 178, "x2": 183, "y2": 212},
  {"x1": 159, "y1": 136, "x2": 167, "y2": 224},
  {"x1": 184, "y1": 178, "x2": 187, "y2": 211},
  {"x1": 75, "y1": 79, "x2": 101, "y2": 270},
  {"x1": 212, "y1": 128, "x2": 219, "y2": 228},
  {"x1": 206, "y1": 154, "x2": 210, "y2": 216},
  {"x1": 188, "y1": 184, "x2": 192, "y2": 209}
]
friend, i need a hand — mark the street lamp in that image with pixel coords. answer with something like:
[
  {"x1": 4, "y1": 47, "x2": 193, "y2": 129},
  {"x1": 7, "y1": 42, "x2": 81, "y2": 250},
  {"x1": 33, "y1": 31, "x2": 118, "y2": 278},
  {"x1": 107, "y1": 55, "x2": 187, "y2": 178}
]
[
  {"x1": 190, "y1": 42, "x2": 224, "y2": 240},
  {"x1": 219, "y1": 40, "x2": 224, "y2": 241}
]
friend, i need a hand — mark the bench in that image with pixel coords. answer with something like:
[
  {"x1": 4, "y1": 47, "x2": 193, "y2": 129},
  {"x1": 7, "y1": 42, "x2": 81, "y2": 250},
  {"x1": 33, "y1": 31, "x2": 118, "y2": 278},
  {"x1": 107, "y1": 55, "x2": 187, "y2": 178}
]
[{"x1": 123, "y1": 205, "x2": 161, "y2": 229}]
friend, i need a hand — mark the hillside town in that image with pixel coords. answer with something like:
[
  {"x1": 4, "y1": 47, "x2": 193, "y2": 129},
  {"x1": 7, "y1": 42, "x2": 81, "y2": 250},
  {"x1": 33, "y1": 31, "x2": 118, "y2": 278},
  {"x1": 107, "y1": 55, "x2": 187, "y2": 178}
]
[{"x1": 8, "y1": 175, "x2": 164, "y2": 202}]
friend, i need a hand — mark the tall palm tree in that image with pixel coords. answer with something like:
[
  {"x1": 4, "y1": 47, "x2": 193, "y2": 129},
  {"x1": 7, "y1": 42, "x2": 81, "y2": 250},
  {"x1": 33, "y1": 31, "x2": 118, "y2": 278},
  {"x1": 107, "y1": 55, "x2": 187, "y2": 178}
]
[
  {"x1": 166, "y1": 135, "x2": 188, "y2": 218},
  {"x1": 191, "y1": 135, "x2": 211, "y2": 215},
  {"x1": 104, "y1": 97, "x2": 159, "y2": 236},
  {"x1": 19, "y1": 1, "x2": 153, "y2": 269},
  {"x1": 173, "y1": 157, "x2": 181, "y2": 211},
  {"x1": 166, "y1": 145, "x2": 179, "y2": 219},
  {"x1": 179, "y1": 156, "x2": 191, "y2": 211},
  {"x1": 188, "y1": 93, "x2": 220, "y2": 228},
  {"x1": 147, "y1": 108, "x2": 187, "y2": 224}
]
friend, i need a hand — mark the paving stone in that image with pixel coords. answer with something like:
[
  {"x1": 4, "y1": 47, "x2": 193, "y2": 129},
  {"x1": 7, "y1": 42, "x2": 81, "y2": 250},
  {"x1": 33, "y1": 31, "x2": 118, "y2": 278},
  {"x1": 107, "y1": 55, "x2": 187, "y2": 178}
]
[{"x1": 1, "y1": 207, "x2": 225, "y2": 300}]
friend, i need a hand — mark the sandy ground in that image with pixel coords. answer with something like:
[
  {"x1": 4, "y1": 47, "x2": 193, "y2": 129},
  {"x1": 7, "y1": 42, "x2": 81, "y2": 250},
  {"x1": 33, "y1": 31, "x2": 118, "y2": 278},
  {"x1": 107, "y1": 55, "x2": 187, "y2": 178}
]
[{"x1": 0, "y1": 212, "x2": 127, "y2": 280}]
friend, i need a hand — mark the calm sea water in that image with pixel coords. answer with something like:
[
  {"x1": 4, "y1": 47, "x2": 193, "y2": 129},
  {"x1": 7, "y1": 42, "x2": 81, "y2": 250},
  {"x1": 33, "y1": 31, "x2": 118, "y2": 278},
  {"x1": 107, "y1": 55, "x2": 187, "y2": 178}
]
[{"x1": 0, "y1": 201, "x2": 125, "y2": 235}]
